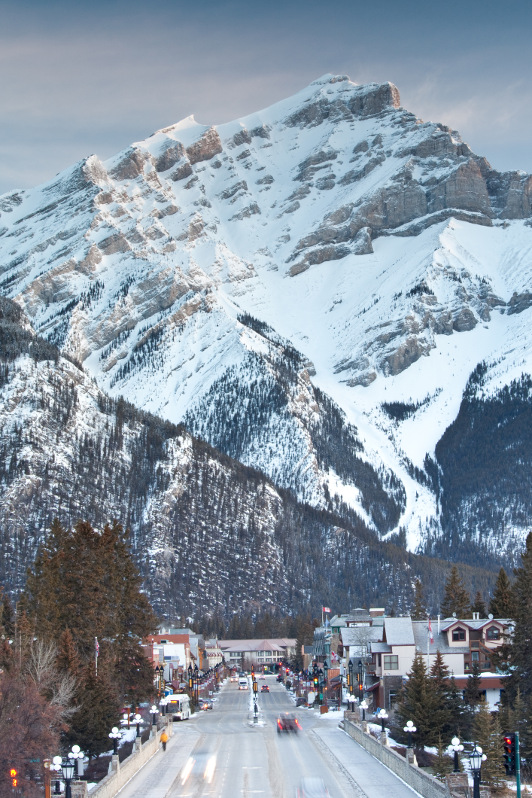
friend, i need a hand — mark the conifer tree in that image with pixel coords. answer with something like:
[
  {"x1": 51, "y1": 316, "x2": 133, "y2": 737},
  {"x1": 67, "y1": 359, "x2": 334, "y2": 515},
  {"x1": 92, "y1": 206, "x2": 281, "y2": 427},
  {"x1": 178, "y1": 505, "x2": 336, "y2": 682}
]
[
  {"x1": 472, "y1": 701, "x2": 506, "y2": 789},
  {"x1": 489, "y1": 567, "x2": 514, "y2": 618},
  {"x1": 410, "y1": 579, "x2": 428, "y2": 620},
  {"x1": 506, "y1": 532, "x2": 532, "y2": 703},
  {"x1": 64, "y1": 663, "x2": 120, "y2": 758},
  {"x1": 429, "y1": 650, "x2": 464, "y2": 739},
  {"x1": 433, "y1": 734, "x2": 453, "y2": 781},
  {"x1": 470, "y1": 591, "x2": 486, "y2": 617},
  {"x1": 440, "y1": 566, "x2": 471, "y2": 618},
  {"x1": 22, "y1": 518, "x2": 157, "y2": 706},
  {"x1": 393, "y1": 652, "x2": 437, "y2": 747}
]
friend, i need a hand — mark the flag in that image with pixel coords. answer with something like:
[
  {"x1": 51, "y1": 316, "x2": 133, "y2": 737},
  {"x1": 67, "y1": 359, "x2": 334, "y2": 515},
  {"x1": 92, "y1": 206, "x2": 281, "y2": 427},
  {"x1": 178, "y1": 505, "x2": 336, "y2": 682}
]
[
  {"x1": 322, "y1": 606, "x2": 331, "y2": 614},
  {"x1": 95, "y1": 637, "x2": 100, "y2": 657},
  {"x1": 428, "y1": 618, "x2": 434, "y2": 644}
]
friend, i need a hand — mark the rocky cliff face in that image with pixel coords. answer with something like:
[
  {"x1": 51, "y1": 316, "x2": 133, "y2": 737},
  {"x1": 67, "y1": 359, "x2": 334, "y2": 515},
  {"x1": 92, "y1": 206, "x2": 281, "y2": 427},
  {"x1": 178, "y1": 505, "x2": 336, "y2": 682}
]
[{"x1": 1, "y1": 74, "x2": 532, "y2": 571}]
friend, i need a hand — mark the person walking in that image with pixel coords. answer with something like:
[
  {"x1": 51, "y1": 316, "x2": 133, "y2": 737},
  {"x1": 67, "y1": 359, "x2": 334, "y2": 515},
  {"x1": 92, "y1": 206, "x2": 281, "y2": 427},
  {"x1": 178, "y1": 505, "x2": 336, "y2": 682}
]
[{"x1": 160, "y1": 730, "x2": 168, "y2": 752}]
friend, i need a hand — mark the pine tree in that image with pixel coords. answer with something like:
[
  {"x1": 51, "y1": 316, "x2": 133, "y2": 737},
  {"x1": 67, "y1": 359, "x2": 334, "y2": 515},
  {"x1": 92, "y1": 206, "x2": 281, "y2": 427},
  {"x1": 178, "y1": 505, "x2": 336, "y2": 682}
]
[
  {"x1": 22, "y1": 518, "x2": 157, "y2": 706},
  {"x1": 410, "y1": 579, "x2": 428, "y2": 620},
  {"x1": 506, "y1": 532, "x2": 532, "y2": 703},
  {"x1": 429, "y1": 650, "x2": 464, "y2": 740},
  {"x1": 470, "y1": 591, "x2": 486, "y2": 617},
  {"x1": 440, "y1": 566, "x2": 471, "y2": 618},
  {"x1": 433, "y1": 734, "x2": 453, "y2": 781},
  {"x1": 489, "y1": 567, "x2": 514, "y2": 618},
  {"x1": 393, "y1": 652, "x2": 437, "y2": 748},
  {"x1": 472, "y1": 701, "x2": 506, "y2": 789},
  {"x1": 64, "y1": 663, "x2": 120, "y2": 758}
]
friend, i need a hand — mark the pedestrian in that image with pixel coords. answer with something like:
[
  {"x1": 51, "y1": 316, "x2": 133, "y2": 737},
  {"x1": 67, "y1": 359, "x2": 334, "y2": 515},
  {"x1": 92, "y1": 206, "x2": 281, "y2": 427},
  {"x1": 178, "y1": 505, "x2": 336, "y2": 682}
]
[{"x1": 160, "y1": 730, "x2": 168, "y2": 752}]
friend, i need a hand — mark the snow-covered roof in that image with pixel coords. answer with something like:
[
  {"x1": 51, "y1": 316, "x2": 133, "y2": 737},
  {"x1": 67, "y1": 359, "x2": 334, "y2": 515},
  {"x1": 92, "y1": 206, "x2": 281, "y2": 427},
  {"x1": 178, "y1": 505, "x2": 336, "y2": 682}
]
[{"x1": 341, "y1": 626, "x2": 383, "y2": 647}]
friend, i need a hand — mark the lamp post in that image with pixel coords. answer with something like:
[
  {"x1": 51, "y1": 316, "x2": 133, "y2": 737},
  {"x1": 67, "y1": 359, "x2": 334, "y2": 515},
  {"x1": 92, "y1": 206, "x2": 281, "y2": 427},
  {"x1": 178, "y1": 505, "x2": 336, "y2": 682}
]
[
  {"x1": 70, "y1": 744, "x2": 84, "y2": 778},
  {"x1": 109, "y1": 726, "x2": 122, "y2": 755},
  {"x1": 403, "y1": 720, "x2": 417, "y2": 749},
  {"x1": 194, "y1": 665, "x2": 199, "y2": 704},
  {"x1": 51, "y1": 756, "x2": 62, "y2": 795},
  {"x1": 348, "y1": 660, "x2": 354, "y2": 699},
  {"x1": 323, "y1": 661, "x2": 328, "y2": 703},
  {"x1": 360, "y1": 699, "x2": 368, "y2": 721},
  {"x1": 60, "y1": 756, "x2": 76, "y2": 798},
  {"x1": 357, "y1": 660, "x2": 363, "y2": 700},
  {"x1": 151, "y1": 704, "x2": 159, "y2": 727},
  {"x1": 188, "y1": 664, "x2": 193, "y2": 700},
  {"x1": 134, "y1": 712, "x2": 143, "y2": 738},
  {"x1": 450, "y1": 736, "x2": 464, "y2": 772},
  {"x1": 469, "y1": 745, "x2": 485, "y2": 798},
  {"x1": 377, "y1": 708, "x2": 388, "y2": 734}
]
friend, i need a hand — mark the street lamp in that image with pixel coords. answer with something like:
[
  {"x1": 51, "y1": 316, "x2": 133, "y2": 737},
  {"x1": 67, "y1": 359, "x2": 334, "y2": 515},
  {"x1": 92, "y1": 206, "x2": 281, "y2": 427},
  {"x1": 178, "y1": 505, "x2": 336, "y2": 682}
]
[
  {"x1": 348, "y1": 694, "x2": 356, "y2": 713},
  {"x1": 348, "y1": 660, "x2": 354, "y2": 698},
  {"x1": 194, "y1": 665, "x2": 199, "y2": 704},
  {"x1": 360, "y1": 699, "x2": 368, "y2": 721},
  {"x1": 357, "y1": 660, "x2": 363, "y2": 700},
  {"x1": 70, "y1": 744, "x2": 84, "y2": 778},
  {"x1": 51, "y1": 756, "x2": 62, "y2": 794},
  {"x1": 377, "y1": 708, "x2": 388, "y2": 734},
  {"x1": 450, "y1": 736, "x2": 464, "y2": 772},
  {"x1": 109, "y1": 726, "x2": 122, "y2": 755},
  {"x1": 151, "y1": 704, "x2": 159, "y2": 726},
  {"x1": 134, "y1": 713, "x2": 143, "y2": 738},
  {"x1": 60, "y1": 756, "x2": 76, "y2": 798},
  {"x1": 469, "y1": 745, "x2": 486, "y2": 798},
  {"x1": 403, "y1": 720, "x2": 417, "y2": 748}
]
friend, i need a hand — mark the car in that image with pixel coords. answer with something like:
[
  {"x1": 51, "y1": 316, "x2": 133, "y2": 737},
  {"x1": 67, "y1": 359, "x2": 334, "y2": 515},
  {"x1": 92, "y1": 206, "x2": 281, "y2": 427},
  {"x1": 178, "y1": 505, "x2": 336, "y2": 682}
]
[
  {"x1": 261, "y1": 684, "x2": 269, "y2": 693},
  {"x1": 295, "y1": 697, "x2": 307, "y2": 707},
  {"x1": 181, "y1": 750, "x2": 217, "y2": 785},
  {"x1": 230, "y1": 674, "x2": 238, "y2": 682},
  {"x1": 199, "y1": 698, "x2": 213, "y2": 710},
  {"x1": 296, "y1": 777, "x2": 330, "y2": 797},
  {"x1": 277, "y1": 713, "x2": 300, "y2": 733}
]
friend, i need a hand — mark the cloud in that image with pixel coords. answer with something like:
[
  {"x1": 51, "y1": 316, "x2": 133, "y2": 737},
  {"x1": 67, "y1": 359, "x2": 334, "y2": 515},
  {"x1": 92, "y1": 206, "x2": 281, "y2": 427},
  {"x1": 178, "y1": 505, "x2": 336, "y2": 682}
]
[{"x1": 1, "y1": 0, "x2": 531, "y2": 193}]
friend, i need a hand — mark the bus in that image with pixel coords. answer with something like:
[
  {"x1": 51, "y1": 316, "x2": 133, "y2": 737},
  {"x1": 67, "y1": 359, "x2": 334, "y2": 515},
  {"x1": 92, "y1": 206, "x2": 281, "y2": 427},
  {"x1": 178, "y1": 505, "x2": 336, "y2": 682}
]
[{"x1": 166, "y1": 693, "x2": 191, "y2": 720}]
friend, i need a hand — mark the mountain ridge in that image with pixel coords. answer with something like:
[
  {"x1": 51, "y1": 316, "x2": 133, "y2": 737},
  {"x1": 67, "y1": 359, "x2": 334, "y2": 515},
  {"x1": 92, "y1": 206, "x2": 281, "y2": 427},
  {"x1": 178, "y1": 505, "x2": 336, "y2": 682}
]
[{"x1": 1, "y1": 74, "x2": 531, "y2": 572}]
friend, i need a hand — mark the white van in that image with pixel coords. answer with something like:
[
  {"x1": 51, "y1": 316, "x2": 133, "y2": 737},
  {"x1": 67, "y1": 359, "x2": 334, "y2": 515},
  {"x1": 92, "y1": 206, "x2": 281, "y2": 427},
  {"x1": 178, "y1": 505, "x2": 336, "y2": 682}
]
[
  {"x1": 238, "y1": 677, "x2": 248, "y2": 690},
  {"x1": 167, "y1": 693, "x2": 191, "y2": 720}
]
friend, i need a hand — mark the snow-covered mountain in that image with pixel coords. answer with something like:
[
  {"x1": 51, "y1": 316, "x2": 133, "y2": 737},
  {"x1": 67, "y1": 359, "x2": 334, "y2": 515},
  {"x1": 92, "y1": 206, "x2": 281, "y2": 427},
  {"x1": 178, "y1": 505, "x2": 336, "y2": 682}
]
[{"x1": 1, "y1": 74, "x2": 531, "y2": 572}]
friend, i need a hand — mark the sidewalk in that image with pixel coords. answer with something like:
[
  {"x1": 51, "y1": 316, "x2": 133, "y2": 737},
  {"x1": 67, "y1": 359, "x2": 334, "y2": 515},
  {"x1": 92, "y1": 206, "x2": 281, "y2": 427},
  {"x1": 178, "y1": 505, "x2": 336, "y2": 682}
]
[
  {"x1": 112, "y1": 721, "x2": 199, "y2": 797},
  {"x1": 310, "y1": 713, "x2": 424, "y2": 798}
]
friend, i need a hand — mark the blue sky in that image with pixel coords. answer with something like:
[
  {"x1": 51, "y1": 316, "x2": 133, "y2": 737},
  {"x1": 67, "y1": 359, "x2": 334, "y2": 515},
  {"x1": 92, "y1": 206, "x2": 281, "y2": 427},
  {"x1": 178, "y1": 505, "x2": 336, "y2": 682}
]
[{"x1": 1, "y1": 0, "x2": 531, "y2": 195}]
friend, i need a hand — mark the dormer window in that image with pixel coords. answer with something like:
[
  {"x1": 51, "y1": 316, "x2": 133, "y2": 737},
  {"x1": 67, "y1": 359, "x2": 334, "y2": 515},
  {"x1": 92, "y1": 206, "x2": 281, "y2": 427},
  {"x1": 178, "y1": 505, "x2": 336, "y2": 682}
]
[
  {"x1": 486, "y1": 626, "x2": 500, "y2": 641},
  {"x1": 452, "y1": 627, "x2": 466, "y2": 641}
]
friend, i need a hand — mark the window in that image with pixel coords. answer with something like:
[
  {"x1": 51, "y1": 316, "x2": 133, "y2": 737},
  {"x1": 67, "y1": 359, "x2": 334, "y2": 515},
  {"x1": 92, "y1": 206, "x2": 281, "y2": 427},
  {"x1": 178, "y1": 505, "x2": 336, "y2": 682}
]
[
  {"x1": 452, "y1": 628, "x2": 466, "y2": 641},
  {"x1": 383, "y1": 655, "x2": 398, "y2": 670},
  {"x1": 471, "y1": 651, "x2": 479, "y2": 662},
  {"x1": 486, "y1": 626, "x2": 500, "y2": 641}
]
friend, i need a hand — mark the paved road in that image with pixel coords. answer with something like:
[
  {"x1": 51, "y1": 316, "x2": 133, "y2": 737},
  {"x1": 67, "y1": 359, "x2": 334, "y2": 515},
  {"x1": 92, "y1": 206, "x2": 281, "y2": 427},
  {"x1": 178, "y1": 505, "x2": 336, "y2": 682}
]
[{"x1": 116, "y1": 677, "x2": 423, "y2": 797}]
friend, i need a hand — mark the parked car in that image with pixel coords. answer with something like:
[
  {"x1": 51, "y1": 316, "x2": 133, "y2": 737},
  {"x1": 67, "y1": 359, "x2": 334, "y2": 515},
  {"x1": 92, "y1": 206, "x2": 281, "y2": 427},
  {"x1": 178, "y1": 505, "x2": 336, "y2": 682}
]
[
  {"x1": 277, "y1": 713, "x2": 300, "y2": 733},
  {"x1": 261, "y1": 684, "x2": 270, "y2": 693},
  {"x1": 199, "y1": 698, "x2": 213, "y2": 710}
]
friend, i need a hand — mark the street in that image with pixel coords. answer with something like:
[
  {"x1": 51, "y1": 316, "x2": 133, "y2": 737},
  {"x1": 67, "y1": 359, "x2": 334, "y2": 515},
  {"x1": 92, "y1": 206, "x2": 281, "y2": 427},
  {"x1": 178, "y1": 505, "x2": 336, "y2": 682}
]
[{"x1": 116, "y1": 678, "x2": 423, "y2": 798}]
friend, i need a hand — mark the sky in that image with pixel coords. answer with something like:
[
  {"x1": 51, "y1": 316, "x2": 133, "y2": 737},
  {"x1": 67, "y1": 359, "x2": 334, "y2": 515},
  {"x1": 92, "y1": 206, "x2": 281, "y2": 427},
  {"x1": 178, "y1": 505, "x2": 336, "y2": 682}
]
[{"x1": 1, "y1": 0, "x2": 531, "y2": 196}]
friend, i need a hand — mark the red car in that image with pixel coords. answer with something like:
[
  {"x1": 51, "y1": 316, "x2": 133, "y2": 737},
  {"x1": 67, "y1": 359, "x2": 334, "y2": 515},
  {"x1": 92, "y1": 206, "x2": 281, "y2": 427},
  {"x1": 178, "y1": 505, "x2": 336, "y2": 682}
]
[{"x1": 261, "y1": 684, "x2": 270, "y2": 693}]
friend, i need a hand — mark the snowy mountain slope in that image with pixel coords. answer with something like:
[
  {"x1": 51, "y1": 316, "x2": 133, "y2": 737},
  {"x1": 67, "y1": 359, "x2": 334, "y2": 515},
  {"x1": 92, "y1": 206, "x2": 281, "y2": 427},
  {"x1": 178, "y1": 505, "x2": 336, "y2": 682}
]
[
  {"x1": 0, "y1": 296, "x2": 481, "y2": 617},
  {"x1": 1, "y1": 75, "x2": 532, "y2": 567}
]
